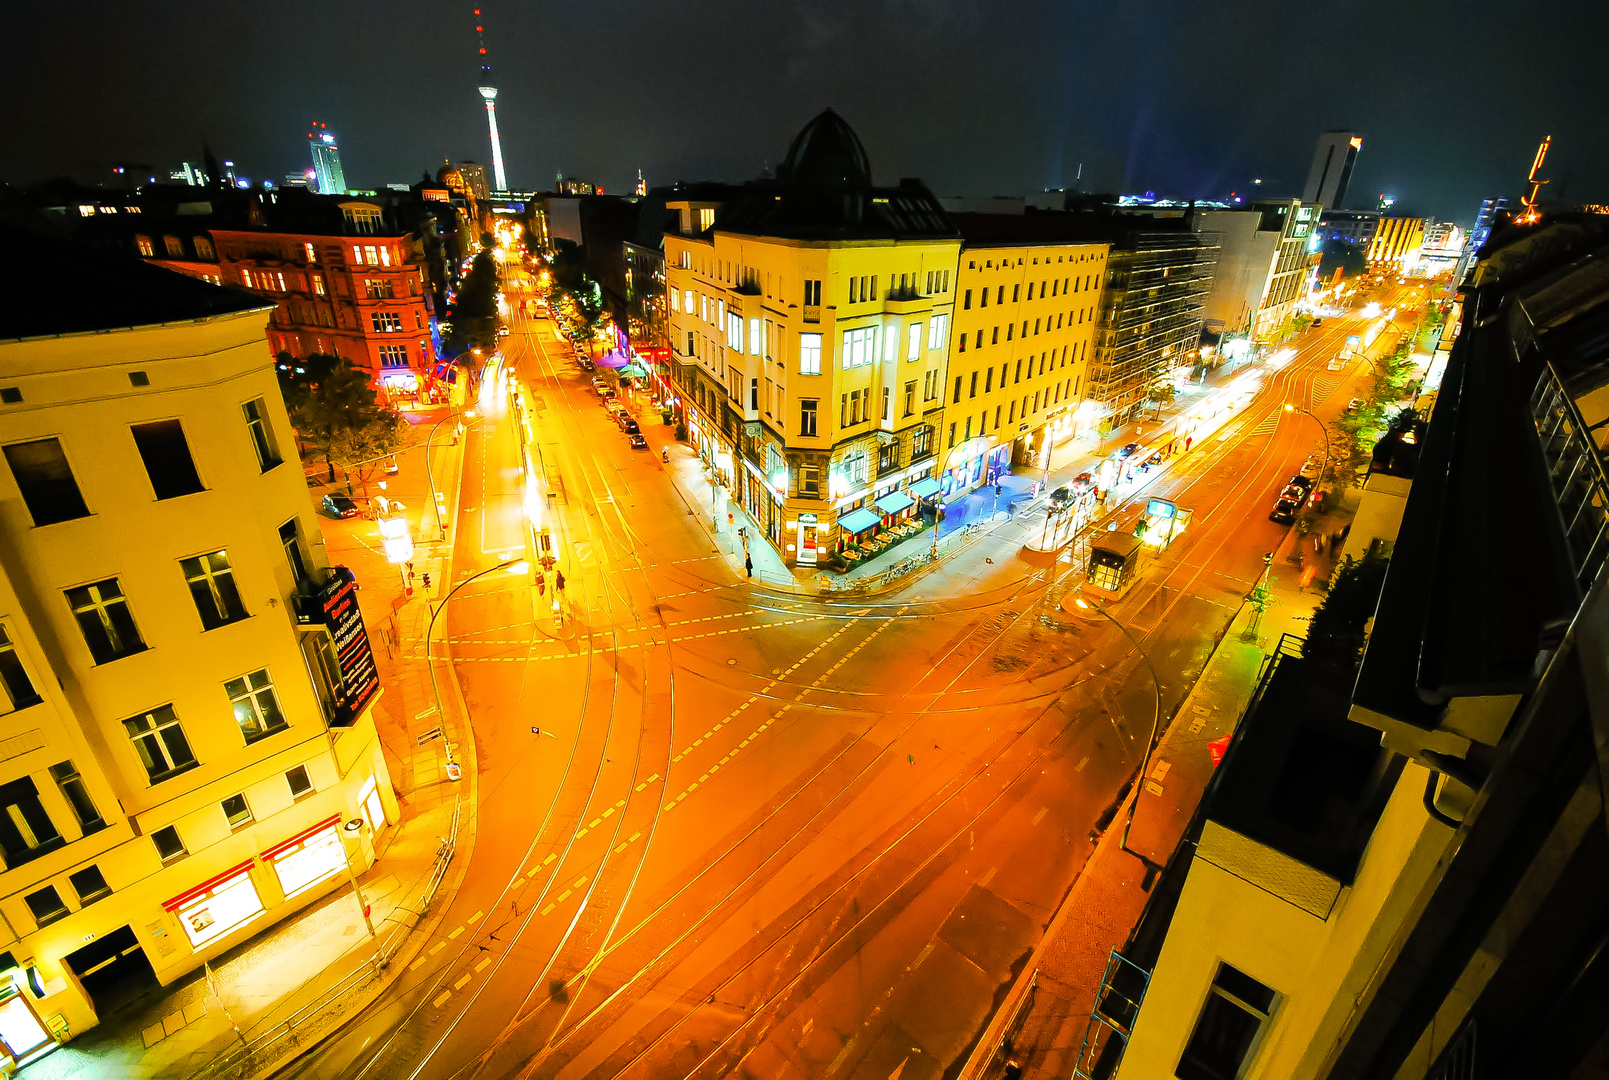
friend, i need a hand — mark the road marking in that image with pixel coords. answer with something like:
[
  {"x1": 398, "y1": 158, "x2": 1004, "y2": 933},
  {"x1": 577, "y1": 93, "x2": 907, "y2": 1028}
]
[
  {"x1": 913, "y1": 941, "x2": 936, "y2": 969},
  {"x1": 467, "y1": 910, "x2": 483, "y2": 925},
  {"x1": 1150, "y1": 760, "x2": 1172, "y2": 781},
  {"x1": 1031, "y1": 806, "x2": 1049, "y2": 825},
  {"x1": 602, "y1": 806, "x2": 615, "y2": 818},
  {"x1": 429, "y1": 941, "x2": 445, "y2": 956},
  {"x1": 576, "y1": 827, "x2": 589, "y2": 838},
  {"x1": 409, "y1": 956, "x2": 427, "y2": 972},
  {"x1": 588, "y1": 817, "x2": 602, "y2": 828},
  {"x1": 557, "y1": 889, "x2": 572, "y2": 903},
  {"x1": 614, "y1": 842, "x2": 628, "y2": 853},
  {"x1": 447, "y1": 926, "x2": 463, "y2": 940},
  {"x1": 628, "y1": 831, "x2": 641, "y2": 843},
  {"x1": 541, "y1": 903, "x2": 555, "y2": 916},
  {"x1": 572, "y1": 875, "x2": 588, "y2": 888},
  {"x1": 474, "y1": 957, "x2": 491, "y2": 973},
  {"x1": 1075, "y1": 756, "x2": 1089, "y2": 772},
  {"x1": 980, "y1": 866, "x2": 998, "y2": 887},
  {"x1": 511, "y1": 876, "x2": 524, "y2": 887},
  {"x1": 432, "y1": 991, "x2": 451, "y2": 1008},
  {"x1": 454, "y1": 973, "x2": 472, "y2": 991},
  {"x1": 542, "y1": 853, "x2": 556, "y2": 865}
]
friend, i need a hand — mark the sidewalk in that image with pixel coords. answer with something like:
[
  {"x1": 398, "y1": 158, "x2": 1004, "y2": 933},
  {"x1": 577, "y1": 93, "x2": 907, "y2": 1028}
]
[
  {"x1": 31, "y1": 413, "x2": 482, "y2": 1080},
  {"x1": 957, "y1": 532, "x2": 1332, "y2": 1080}
]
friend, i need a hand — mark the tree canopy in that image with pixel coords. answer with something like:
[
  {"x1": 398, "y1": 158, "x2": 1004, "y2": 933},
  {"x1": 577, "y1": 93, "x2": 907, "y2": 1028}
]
[{"x1": 276, "y1": 352, "x2": 409, "y2": 489}]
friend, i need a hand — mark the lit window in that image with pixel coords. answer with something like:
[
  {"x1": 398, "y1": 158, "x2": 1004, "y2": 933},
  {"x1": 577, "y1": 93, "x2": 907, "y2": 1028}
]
[
  {"x1": 907, "y1": 322, "x2": 924, "y2": 362},
  {"x1": 135, "y1": 235, "x2": 154, "y2": 256},
  {"x1": 350, "y1": 246, "x2": 364, "y2": 266},
  {"x1": 927, "y1": 313, "x2": 948, "y2": 350},
  {"x1": 168, "y1": 865, "x2": 263, "y2": 947},
  {"x1": 267, "y1": 821, "x2": 345, "y2": 899},
  {"x1": 304, "y1": 242, "x2": 317, "y2": 262},
  {"x1": 799, "y1": 333, "x2": 822, "y2": 375},
  {"x1": 371, "y1": 312, "x2": 402, "y2": 333},
  {"x1": 226, "y1": 669, "x2": 287, "y2": 743},
  {"x1": 164, "y1": 236, "x2": 184, "y2": 258},
  {"x1": 124, "y1": 705, "x2": 197, "y2": 783},
  {"x1": 841, "y1": 327, "x2": 876, "y2": 369},
  {"x1": 366, "y1": 279, "x2": 394, "y2": 299},
  {"x1": 240, "y1": 267, "x2": 255, "y2": 288},
  {"x1": 313, "y1": 273, "x2": 326, "y2": 296},
  {"x1": 749, "y1": 318, "x2": 761, "y2": 356},
  {"x1": 194, "y1": 237, "x2": 214, "y2": 261}
]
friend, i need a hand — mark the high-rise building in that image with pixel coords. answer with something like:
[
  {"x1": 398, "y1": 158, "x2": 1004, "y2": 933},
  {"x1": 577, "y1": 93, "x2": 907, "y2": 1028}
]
[
  {"x1": 1097, "y1": 212, "x2": 1609, "y2": 1080},
  {"x1": 307, "y1": 123, "x2": 347, "y2": 196},
  {"x1": 1367, "y1": 215, "x2": 1428, "y2": 267},
  {"x1": 1199, "y1": 200, "x2": 1323, "y2": 341},
  {"x1": 473, "y1": 9, "x2": 508, "y2": 192},
  {"x1": 0, "y1": 236, "x2": 395, "y2": 1046},
  {"x1": 663, "y1": 110, "x2": 960, "y2": 568},
  {"x1": 1302, "y1": 131, "x2": 1362, "y2": 210}
]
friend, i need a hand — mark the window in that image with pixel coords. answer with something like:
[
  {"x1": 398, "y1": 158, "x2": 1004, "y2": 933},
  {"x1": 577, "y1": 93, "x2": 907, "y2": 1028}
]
[
  {"x1": 379, "y1": 344, "x2": 408, "y2": 367},
  {"x1": 842, "y1": 327, "x2": 876, "y2": 369},
  {"x1": 194, "y1": 237, "x2": 214, "y2": 261},
  {"x1": 928, "y1": 314, "x2": 948, "y2": 350},
  {"x1": 803, "y1": 279, "x2": 821, "y2": 306},
  {"x1": 371, "y1": 311, "x2": 402, "y2": 332},
  {"x1": 221, "y1": 794, "x2": 253, "y2": 829},
  {"x1": 904, "y1": 381, "x2": 916, "y2": 417},
  {"x1": 913, "y1": 426, "x2": 932, "y2": 459},
  {"x1": 136, "y1": 235, "x2": 154, "y2": 257},
  {"x1": 24, "y1": 886, "x2": 68, "y2": 927},
  {"x1": 304, "y1": 241, "x2": 317, "y2": 263},
  {"x1": 963, "y1": 288, "x2": 972, "y2": 310},
  {"x1": 49, "y1": 762, "x2": 103, "y2": 833},
  {"x1": 181, "y1": 550, "x2": 247, "y2": 630},
  {"x1": 344, "y1": 205, "x2": 383, "y2": 233},
  {"x1": 924, "y1": 370, "x2": 938, "y2": 402},
  {"x1": 313, "y1": 273, "x2": 326, "y2": 296},
  {"x1": 0, "y1": 779, "x2": 61, "y2": 868},
  {"x1": 958, "y1": 335, "x2": 967, "y2": 354},
  {"x1": 125, "y1": 705, "x2": 197, "y2": 782},
  {"x1": 799, "y1": 334, "x2": 822, "y2": 375},
  {"x1": 269, "y1": 822, "x2": 345, "y2": 899},
  {"x1": 286, "y1": 765, "x2": 314, "y2": 799},
  {"x1": 69, "y1": 865, "x2": 111, "y2": 906},
  {"x1": 164, "y1": 235, "x2": 184, "y2": 258},
  {"x1": 947, "y1": 422, "x2": 956, "y2": 448},
  {"x1": 1177, "y1": 963, "x2": 1278, "y2": 1080},
  {"x1": 365, "y1": 279, "x2": 394, "y2": 299},
  {"x1": 953, "y1": 376, "x2": 962, "y2": 404},
  {"x1": 280, "y1": 519, "x2": 312, "y2": 589},
  {"x1": 697, "y1": 207, "x2": 715, "y2": 231},
  {"x1": 969, "y1": 372, "x2": 979, "y2": 398},
  {"x1": 749, "y1": 318, "x2": 761, "y2": 356},
  {"x1": 152, "y1": 825, "x2": 187, "y2": 863},
  {"x1": 750, "y1": 377, "x2": 759, "y2": 411},
  {"x1": 800, "y1": 466, "x2": 820, "y2": 498},
  {"x1": 243, "y1": 398, "x2": 281, "y2": 472},
  {"x1": 0, "y1": 626, "x2": 40, "y2": 712},
  {"x1": 992, "y1": 326, "x2": 999, "y2": 345},
  {"x1": 980, "y1": 287, "x2": 989, "y2": 309},
  {"x1": 4, "y1": 438, "x2": 90, "y2": 526},
  {"x1": 131, "y1": 420, "x2": 204, "y2": 500},
  {"x1": 907, "y1": 322, "x2": 924, "y2": 362},
  {"x1": 67, "y1": 579, "x2": 146, "y2": 663},
  {"x1": 985, "y1": 368, "x2": 993, "y2": 393},
  {"x1": 172, "y1": 864, "x2": 263, "y2": 947},
  {"x1": 227, "y1": 669, "x2": 287, "y2": 743}
]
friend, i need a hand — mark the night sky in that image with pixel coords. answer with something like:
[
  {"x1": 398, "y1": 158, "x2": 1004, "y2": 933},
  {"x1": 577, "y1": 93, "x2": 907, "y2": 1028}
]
[{"x1": 8, "y1": 0, "x2": 1607, "y2": 223}]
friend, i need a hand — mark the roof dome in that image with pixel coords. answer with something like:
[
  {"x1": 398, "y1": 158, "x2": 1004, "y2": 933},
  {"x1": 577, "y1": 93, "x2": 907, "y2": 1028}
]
[{"x1": 778, "y1": 109, "x2": 871, "y2": 190}]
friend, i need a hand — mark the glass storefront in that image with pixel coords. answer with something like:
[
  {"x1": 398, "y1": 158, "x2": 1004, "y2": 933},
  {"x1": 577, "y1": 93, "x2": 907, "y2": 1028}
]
[
  {"x1": 0, "y1": 991, "x2": 50, "y2": 1060},
  {"x1": 167, "y1": 864, "x2": 264, "y2": 948},
  {"x1": 271, "y1": 824, "x2": 347, "y2": 900}
]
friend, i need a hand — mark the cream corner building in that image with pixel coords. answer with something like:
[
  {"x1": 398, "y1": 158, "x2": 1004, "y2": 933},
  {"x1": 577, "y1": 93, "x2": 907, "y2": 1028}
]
[
  {"x1": 0, "y1": 241, "x2": 394, "y2": 1055},
  {"x1": 664, "y1": 110, "x2": 960, "y2": 567}
]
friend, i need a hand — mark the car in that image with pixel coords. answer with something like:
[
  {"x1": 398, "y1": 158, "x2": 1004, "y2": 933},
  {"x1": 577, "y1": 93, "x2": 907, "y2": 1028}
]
[
  {"x1": 1344, "y1": 397, "x2": 1363, "y2": 413},
  {"x1": 383, "y1": 455, "x2": 400, "y2": 476},
  {"x1": 1269, "y1": 486, "x2": 1305, "y2": 523},
  {"x1": 1287, "y1": 474, "x2": 1314, "y2": 494},
  {"x1": 1311, "y1": 317, "x2": 1324, "y2": 327},
  {"x1": 1117, "y1": 442, "x2": 1141, "y2": 459},
  {"x1": 598, "y1": 387, "x2": 617, "y2": 402},
  {"x1": 620, "y1": 418, "x2": 641, "y2": 435},
  {"x1": 1298, "y1": 456, "x2": 1322, "y2": 481},
  {"x1": 628, "y1": 433, "x2": 648, "y2": 450},
  {"x1": 322, "y1": 494, "x2": 360, "y2": 518},
  {"x1": 497, "y1": 325, "x2": 510, "y2": 337}
]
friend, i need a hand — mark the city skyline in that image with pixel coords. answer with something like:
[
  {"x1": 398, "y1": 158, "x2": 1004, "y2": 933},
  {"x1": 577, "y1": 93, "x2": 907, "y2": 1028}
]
[{"x1": 7, "y1": 0, "x2": 1607, "y2": 221}]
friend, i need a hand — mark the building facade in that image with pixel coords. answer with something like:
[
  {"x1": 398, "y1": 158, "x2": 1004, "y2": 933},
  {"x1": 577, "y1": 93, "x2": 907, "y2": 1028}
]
[
  {"x1": 947, "y1": 215, "x2": 1106, "y2": 492},
  {"x1": 1302, "y1": 131, "x2": 1362, "y2": 210},
  {"x1": 0, "y1": 242, "x2": 395, "y2": 1053},
  {"x1": 307, "y1": 124, "x2": 347, "y2": 196},
  {"x1": 663, "y1": 111, "x2": 959, "y2": 568},
  {"x1": 1367, "y1": 215, "x2": 1428, "y2": 268},
  {"x1": 1092, "y1": 215, "x2": 1609, "y2": 1080}
]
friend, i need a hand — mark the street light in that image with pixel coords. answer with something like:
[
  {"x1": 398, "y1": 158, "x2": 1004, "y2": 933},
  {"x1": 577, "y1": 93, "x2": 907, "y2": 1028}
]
[
  {"x1": 1073, "y1": 597, "x2": 1164, "y2": 872},
  {"x1": 423, "y1": 410, "x2": 469, "y2": 542},
  {"x1": 1283, "y1": 403, "x2": 1332, "y2": 479},
  {"x1": 424, "y1": 557, "x2": 529, "y2": 782},
  {"x1": 340, "y1": 817, "x2": 377, "y2": 942}
]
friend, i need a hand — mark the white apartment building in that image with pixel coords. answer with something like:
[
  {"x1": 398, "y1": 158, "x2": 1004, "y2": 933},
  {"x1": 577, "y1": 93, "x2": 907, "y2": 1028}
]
[{"x1": 0, "y1": 240, "x2": 395, "y2": 1057}]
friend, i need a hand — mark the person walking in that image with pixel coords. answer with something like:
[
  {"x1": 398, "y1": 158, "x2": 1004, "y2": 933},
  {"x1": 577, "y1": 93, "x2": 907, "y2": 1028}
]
[{"x1": 744, "y1": 555, "x2": 753, "y2": 578}]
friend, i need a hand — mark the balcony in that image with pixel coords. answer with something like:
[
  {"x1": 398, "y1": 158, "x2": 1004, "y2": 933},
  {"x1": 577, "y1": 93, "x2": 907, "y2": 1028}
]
[{"x1": 803, "y1": 304, "x2": 821, "y2": 323}]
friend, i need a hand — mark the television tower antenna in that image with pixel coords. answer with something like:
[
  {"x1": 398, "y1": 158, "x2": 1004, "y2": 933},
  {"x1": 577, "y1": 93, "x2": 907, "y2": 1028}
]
[
  {"x1": 474, "y1": 8, "x2": 508, "y2": 192},
  {"x1": 1517, "y1": 135, "x2": 1552, "y2": 225}
]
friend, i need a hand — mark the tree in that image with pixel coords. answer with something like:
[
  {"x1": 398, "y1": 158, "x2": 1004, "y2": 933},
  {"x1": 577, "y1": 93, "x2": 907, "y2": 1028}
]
[
  {"x1": 276, "y1": 352, "x2": 409, "y2": 494},
  {"x1": 442, "y1": 236, "x2": 501, "y2": 372},
  {"x1": 1302, "y1": 552, "x2": 1390, "y2": 681}
]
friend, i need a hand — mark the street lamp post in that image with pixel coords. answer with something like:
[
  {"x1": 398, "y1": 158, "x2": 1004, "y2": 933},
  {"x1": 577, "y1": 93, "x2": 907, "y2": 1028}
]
[
  {"x1": 423, "y1": 409, "x2": 467, "y2": 542},
  {"x1": 1283, "y1": 403, "x2": 1332, "y2": 479},
  {"x1": 425, "y1": 557, "x2": 527, "y2": 782},
  {"x1": 340, "y1": 817, "x2": 378, "y2": 943},
  {"x1": 1073, "y1": 598, "x2": 1165, "y2": 872}
]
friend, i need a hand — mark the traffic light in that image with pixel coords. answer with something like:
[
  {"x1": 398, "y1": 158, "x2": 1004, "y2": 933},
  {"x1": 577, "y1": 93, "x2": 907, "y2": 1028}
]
[{"x1": 421, "y1": 572, "x2": 432, "y2": 589}]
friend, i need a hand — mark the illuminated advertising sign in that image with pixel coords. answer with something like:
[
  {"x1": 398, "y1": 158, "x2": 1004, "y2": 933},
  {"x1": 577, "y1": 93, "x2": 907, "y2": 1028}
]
[{"x1": 320, "y1": 575, "x2": 379, "y2": 727}]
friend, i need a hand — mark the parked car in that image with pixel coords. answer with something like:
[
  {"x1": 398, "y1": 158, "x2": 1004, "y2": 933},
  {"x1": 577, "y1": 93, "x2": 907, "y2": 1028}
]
[
  {"x1": 1269, "y1": 485, "x2": 1305, "y2": 524},
  {"x1": 322, "y1": 494, "x2": 361, "y2": 519},
  {"x1": 1344, "y1": 397, "x2": 1363, "y2": 413},
  {"x1": 384, "y1": 455, "x2": 400, "y2": 476},
  {"x1": 598, "y1": 387, "x2": 617, "y2": 402},
  {"x1": 620, "y1": 418, "x2": 641, "y2": 435},
  {"x1": 1287, "y1": 474, "x2": 1314, "y2": 495},
  {"x1": 628, "y1": 433, "x2": 648, "y2": 450},
  {"x1": 1117, "y1": 442, "x2": 1141, "y2": 459},
  {"x1": 1311, "y1": 317, "x2": 1325, "y2": 327},
  {"x1": 1298, "y1": 456, "x2": 1322, "y2": 481}
]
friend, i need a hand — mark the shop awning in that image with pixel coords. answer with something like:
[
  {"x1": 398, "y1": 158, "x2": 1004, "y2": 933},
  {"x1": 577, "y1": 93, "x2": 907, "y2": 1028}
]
[
  {"x1": 875, "y1": 492, "x2": 915, "y2": 515},
  {"x1": 838, "y1": 507, "x2": 881, "y2": 535},
  {"x1": 908, "y1": 477, "x2": 941, "y2": 500}
]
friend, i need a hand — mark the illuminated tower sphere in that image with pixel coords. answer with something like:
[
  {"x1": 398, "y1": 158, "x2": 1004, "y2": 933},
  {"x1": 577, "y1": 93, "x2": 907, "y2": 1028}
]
[{"x1": 474, "y1": 10, "x2": 508, "y2": 192}]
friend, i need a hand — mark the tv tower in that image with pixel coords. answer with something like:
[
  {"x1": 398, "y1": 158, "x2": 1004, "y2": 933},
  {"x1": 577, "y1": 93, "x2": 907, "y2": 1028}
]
[{"x1": 474, "y1": 8, "x2": 508, "y2": 192}]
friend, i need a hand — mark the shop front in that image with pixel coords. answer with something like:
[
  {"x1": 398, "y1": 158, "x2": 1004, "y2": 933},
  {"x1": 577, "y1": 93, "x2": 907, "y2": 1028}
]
[
  {"x1": 263, "y1": 815, "x2": 348, "y2": 901},
  {"x1": 163, "y1": 861, "x2": 265, "y2": 950},
  {"x1": 940, "y1": 437, "x2": 1012, "y2": 500},
  {"x1": 796, "y1": 512, "x2": 823, "y2": 566}
]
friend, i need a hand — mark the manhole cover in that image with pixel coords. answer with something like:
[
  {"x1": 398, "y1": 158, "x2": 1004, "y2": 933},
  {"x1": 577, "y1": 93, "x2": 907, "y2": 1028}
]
[{"x1": 728, "y1": 659, "x2": 738, "y2": 666}]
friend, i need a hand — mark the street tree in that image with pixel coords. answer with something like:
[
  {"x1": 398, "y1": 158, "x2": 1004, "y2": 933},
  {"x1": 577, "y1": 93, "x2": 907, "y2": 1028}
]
[
  {"x1": 276, "y1": 352, "x2": 409, "y2": 496},
  {"x1": 1301, "y1": 552, "x2": 1390, "y2": 681}
]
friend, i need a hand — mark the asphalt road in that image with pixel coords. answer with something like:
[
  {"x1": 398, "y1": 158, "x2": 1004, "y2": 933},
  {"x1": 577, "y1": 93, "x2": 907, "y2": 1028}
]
[{"x1": 286, "y1": 277, "x2": 1426, "y2": 1080}]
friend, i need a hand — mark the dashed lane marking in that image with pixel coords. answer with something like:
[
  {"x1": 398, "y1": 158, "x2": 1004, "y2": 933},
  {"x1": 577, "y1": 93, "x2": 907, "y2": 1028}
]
[
  {"x1": 428, "y1": 941, "x2": 446, "y2": 956},
  {"x1": 447, "y1": 926, "x2": 464, "y2": 940},
  {"x1": 432, "y1": 991, "x2": 451, "y2": 1008},
  {"x1": 467, "y1": 910, "x2": 483, "y2": 925},
  {"x1": 474, "y1": 957, "x2": 491, "y2": 973},
  {"x1": 454, "y1": 973, "x2": 472, "y2": 991}
]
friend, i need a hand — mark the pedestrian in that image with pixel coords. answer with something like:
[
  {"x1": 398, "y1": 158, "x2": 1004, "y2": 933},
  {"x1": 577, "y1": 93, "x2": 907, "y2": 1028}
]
[
  {"x1": 744, "y1": 555, "x2": 753, "y2": 578},
  {"x1": 1185, "y1": 435, "x2": 1193, "y2": 451}
]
